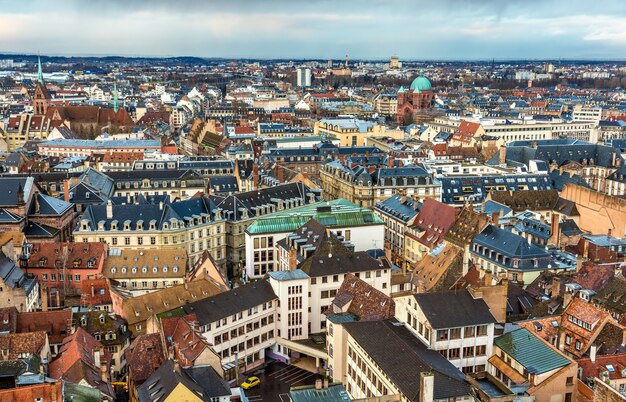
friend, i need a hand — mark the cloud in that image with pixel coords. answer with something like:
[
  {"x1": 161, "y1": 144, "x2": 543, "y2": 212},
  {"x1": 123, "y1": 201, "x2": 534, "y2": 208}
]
[{"x1": 1, "y1": 0, "x2": 626, "y2": 59}]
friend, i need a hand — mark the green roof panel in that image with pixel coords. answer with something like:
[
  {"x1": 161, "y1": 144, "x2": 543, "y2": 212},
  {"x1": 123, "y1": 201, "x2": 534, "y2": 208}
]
[{"x1": 494, "y1": 328, "x2": 571, "y2": 374}]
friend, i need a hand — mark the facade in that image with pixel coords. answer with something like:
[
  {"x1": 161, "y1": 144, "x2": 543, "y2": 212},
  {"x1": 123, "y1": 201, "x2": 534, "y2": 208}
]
[
  {"x1": 483, "y1": 122, "x2": 597, "y2": 143},
  {"x1": 470, "y1": 225, "x2": 566, "y2": 285},
  {"x1": 244, "y1": 199, "x2": 384, "y2": 279},
  {"x1": 107, "y1": 169, "x2": 207, "y2": 201},
  {"x1": 488, "y1": 328, "x2": 577, "y2": 402},
  {"x1": 37, "y1": 139, "x2": 160, "y2": 158},
  {"x1": 296, "y1": 67, "x2": 312, "y2": 87},
  {"x1": 182, "y1": 280, "x2": 277, "y2": 379},
  {"x1": 210, "y1": 182, "x2": 320, "y2": 276},
  {"x1": 373, "y1": 194, "x2": 419, "y2": 266},
  {"x1": 0, "y1": 253, "x2": 39, "y2": 312},
  {"x1": 334, "y1": 319, "x2": 472, "y2": 401},
  {"x1": 396, "y1": 71, "x2": 435, "y2": 124},
  {"x1": 102, "y1": 248, "x2": 188, "y2": 296},
  {"x1": 395, "y1": 290, "x2": 497, "y2": 373},
  {"x1": 74, "y1": 196, "x2": 226, "y2": 266},
  {"x1": 21, "y1": 242, "x2": 106, "y2": 307},
  {"x1": 320, "y1": 160, "x2": 441, "y2": 208}
]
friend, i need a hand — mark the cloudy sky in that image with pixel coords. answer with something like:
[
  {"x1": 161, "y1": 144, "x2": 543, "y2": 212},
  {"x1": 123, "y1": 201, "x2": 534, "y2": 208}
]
[{"x1": 1, "y1": 0, "x2": 626, "y2": 60}]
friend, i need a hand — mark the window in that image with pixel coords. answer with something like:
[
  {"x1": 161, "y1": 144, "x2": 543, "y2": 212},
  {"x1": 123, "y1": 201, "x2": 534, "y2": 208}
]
[
  {"x1": 566, "y1": 376, "x2": 574, "y2": 385},
  {"x1": 449, "y1": 327, "x2": 461, "y2": 339},
  {"x1": 436, "y1": 329, "x2": 449, "y2": 341},
  {"x1": 477, "y1": 325, "x2": 488, "y2": 336},
  {"x1": 464, "y1": 326, "x2": 476, "y2": 337},
  {"x1": 575, "y1": 340, "x2": 582, "y2": 351},
  {"x1": 565, "y1": 335, "x2": 572, "y2": 345}
]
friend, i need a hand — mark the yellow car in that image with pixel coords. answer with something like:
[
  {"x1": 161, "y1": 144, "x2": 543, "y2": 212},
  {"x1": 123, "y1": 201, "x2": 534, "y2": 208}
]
[{"x1": 241, "y1": 376, "x2": 261, "y2": 390}]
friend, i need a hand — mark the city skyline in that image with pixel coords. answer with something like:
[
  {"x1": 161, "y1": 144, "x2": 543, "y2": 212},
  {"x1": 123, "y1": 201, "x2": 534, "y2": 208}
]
[{"x1": 1, "y1": 0, "x2": 626, "y2": 60}]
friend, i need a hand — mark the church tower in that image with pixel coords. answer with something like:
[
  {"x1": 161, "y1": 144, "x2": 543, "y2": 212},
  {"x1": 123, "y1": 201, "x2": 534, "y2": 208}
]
[{"x1": 33, "y1": 57, "x2": 51, "y2": 116}]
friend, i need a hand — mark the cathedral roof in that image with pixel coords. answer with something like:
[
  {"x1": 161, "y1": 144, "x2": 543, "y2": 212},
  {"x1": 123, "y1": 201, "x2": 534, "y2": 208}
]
[{"x1": 410, "y1": 70, "x2": 432, "y2": 92}]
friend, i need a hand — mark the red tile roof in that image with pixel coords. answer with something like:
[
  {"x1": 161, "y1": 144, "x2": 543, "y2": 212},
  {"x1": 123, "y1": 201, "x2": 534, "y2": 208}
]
[
  {"x1": 410, "y1": 198, "x2": 457, "y2": 248},
  {"x1": 80, "y1": 278, "x2": 112, "y2": 307},
  {"x1": 125, "y1": 333, "x2": 164, "y2": 385},
  {"x1": 16, "y1": 309, "x2": 72, "y2": 345},
  {"x1": 0, "y1": 331, "x2": 48, "y2": 360},
  {"x1": 0, "y1": 382, "x2": 62, "y2": 402},
  {"x1": 49, "y1": 327, "x2": 109, "y2": 381}
]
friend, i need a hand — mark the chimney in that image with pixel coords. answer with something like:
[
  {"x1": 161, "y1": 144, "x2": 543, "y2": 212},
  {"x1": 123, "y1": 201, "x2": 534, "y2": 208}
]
[
  {"x1": 323, "y1": 378, "x2": 329, "y2": 389},
  {"x1": 40, "y1": 285, "x2": 48, "y2": 312},
  {"x1": 498, "y1": 146, "x2": 506, "y2": 165},
  {"x1": 551, "y1": 277, "x2": 561, "y2": 299},
  {"x1": 91, "y1": 283, "x2": 95, "y2": 297},
  {"x1": 315, "y1": 379, "x2": 322, "y2": 390},
  {"x1": 492, "y1": 212, "x2": 499, "y2": 226},
  {"x1": 387, "y1": 156, "x2": 395, "y2": 168},
  {"x1": 126, "y1": 193, "x2": 131, "y2": 204},
  {"x1": 288, "y1": 248, "x2": 298, "y2": 271},
  {"x1": 615, "y1": 265, "x2": 623, "y2": 278},
  {"x1": 419, "y1": 372, "x2": 434, "y2": 402},
  {"x1": 563, "y1": 290, "x2": 573, "y2": 309},
  {"x1": 34, "y1": 191, "x2": 40, "y2": 214},
  {"x1": 106, "y1": 200, "x2": 113, "y2": 219},
  {"x1": 173, "y1": 359, "x2": 180, "y2": 373},
  {"x1": 159, "y1": 201, "x2": 164, "y2": 211},
  {"x1": 55, "y1": 291, "x2": 60, "y2": 309},
  {"x1": 252, "y1": 163, "x2": 259, "y2": 189},
  {"x1": 590, "y1": 344, "x2": 597, "y2": 363},
  {"x1": 63, "y1": 180, "x2": 70, "y2": 202},
  {"x1": 484, "y1": 270, "x2": 493, "y2": 286},
  {"x1": 400, "y1": 193, "x2": 407, "y2": 204},
  {"x1": 576, "y1": 255, "x2": 583, "y2": 273}
]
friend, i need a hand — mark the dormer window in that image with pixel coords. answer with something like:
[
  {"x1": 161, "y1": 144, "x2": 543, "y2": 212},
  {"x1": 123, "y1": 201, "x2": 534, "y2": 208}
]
[
  {"x1": 73, "y1": 258, "x2": 82, "y2": 268},
  {"x1": 39, "y1": 257, "x2": 47, "y2": 267}
]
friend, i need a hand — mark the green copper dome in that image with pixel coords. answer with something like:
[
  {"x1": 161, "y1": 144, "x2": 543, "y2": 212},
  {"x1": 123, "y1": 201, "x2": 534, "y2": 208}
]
[{"x1": 409, "y1": 70, "x2": 431, "y2": 92}]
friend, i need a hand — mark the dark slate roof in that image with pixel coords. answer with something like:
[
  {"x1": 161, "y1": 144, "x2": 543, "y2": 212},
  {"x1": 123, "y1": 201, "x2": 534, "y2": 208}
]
[
  {"x1": 495, "y1": 328, "x2": 570, "y2": 374},
  {"x1": 81, "y1": 196, "x2": 219, "y2": 231},
  {"x1": 35, "y1": 193, "x2": 72, "y2": 215},
  {"x1": 504, "y1": 140, "x2": 621, "y2": 169},
  {"x1": 182, "y1": 280, "x2": 276, "y2": 325},
  {"x1": 548, "y1": 170, "x2": 591, "y2": 191},
  {"x1": 471, "y1": 225, "x2": 552, "y2": 270},
  {"x1": 0, "y1": 177, "x2": 32, "y2": 207},
  {"x1": 208, "y1": 176, "x2": 238, "y2": 194},
  {"x1": 342, "y1": 319, "x2": 471, "y2": 401},
  {"x1": 0, "y1": 254, "x2": 36, "y2": 294},
  {"x1": 413, "y1": 290, "x2": 497, "y2": 329},
  {"x1": 184, "y1": 365, "x2": 231, "y2": 398},
  {"x1": 374, "y1": 194, "x2": 420, "y2": 224},
  {"x1": 298, "y1": 234, "x2": 385, "y2": 278},
  {"x1": 440, "y1": 174, "x2": 552, "y2": 204},
  {"x1": 210, "y1": 182, "x2": 318, "y2": 221}
]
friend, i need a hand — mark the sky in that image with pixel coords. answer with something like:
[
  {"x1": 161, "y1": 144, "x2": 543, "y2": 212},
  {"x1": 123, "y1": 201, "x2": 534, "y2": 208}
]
[{"x1": 1, "y1": 0, "x2": 626, "y2": 60}]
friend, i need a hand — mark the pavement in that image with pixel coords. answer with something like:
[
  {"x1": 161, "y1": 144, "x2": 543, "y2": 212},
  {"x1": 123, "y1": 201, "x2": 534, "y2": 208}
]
[{"x1": 242, "y1": 360, "x2": 324, "y2": 402}]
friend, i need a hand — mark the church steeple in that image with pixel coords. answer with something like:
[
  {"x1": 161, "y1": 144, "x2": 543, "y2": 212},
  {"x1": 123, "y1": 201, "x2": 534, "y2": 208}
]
[
  {"x1": 37, "y1": 56, "x2": 44, "y2": 84},
  {"x1": 113, "y1": 82, "x2": 119, "y2": 113}
]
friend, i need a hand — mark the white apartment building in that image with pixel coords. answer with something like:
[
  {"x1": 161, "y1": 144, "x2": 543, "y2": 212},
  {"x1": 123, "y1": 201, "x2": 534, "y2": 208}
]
[
  {"x1": 182, "y1": 281, "x2": 278, "y2": 380},
  {"x1": 395, "y1": 290, "x2": 497, "y2": 374},
  {"x1": 331, "y1": 319, "x2": 473, "y2": 401},
  {"x1": 244, "y1": 200, "x2": 384, "y2": 279}
]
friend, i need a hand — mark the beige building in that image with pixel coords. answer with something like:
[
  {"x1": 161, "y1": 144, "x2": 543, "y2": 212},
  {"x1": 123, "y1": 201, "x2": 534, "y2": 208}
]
[
  {"x1": 102, "y1": 248, "x2": 188, "y2": 296},
  {"x1": 314, "y1": 118, "x2": 403, "y2": 147},
  {"x1": 488, "y1": 328, "x2": 578, "y2": 402},
  {"x1": 74, "y1": 198, "x2": 226, "y2": 267},
  {"x1": 320, "y1": 160, "x2": 441, "y2": 208}
]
